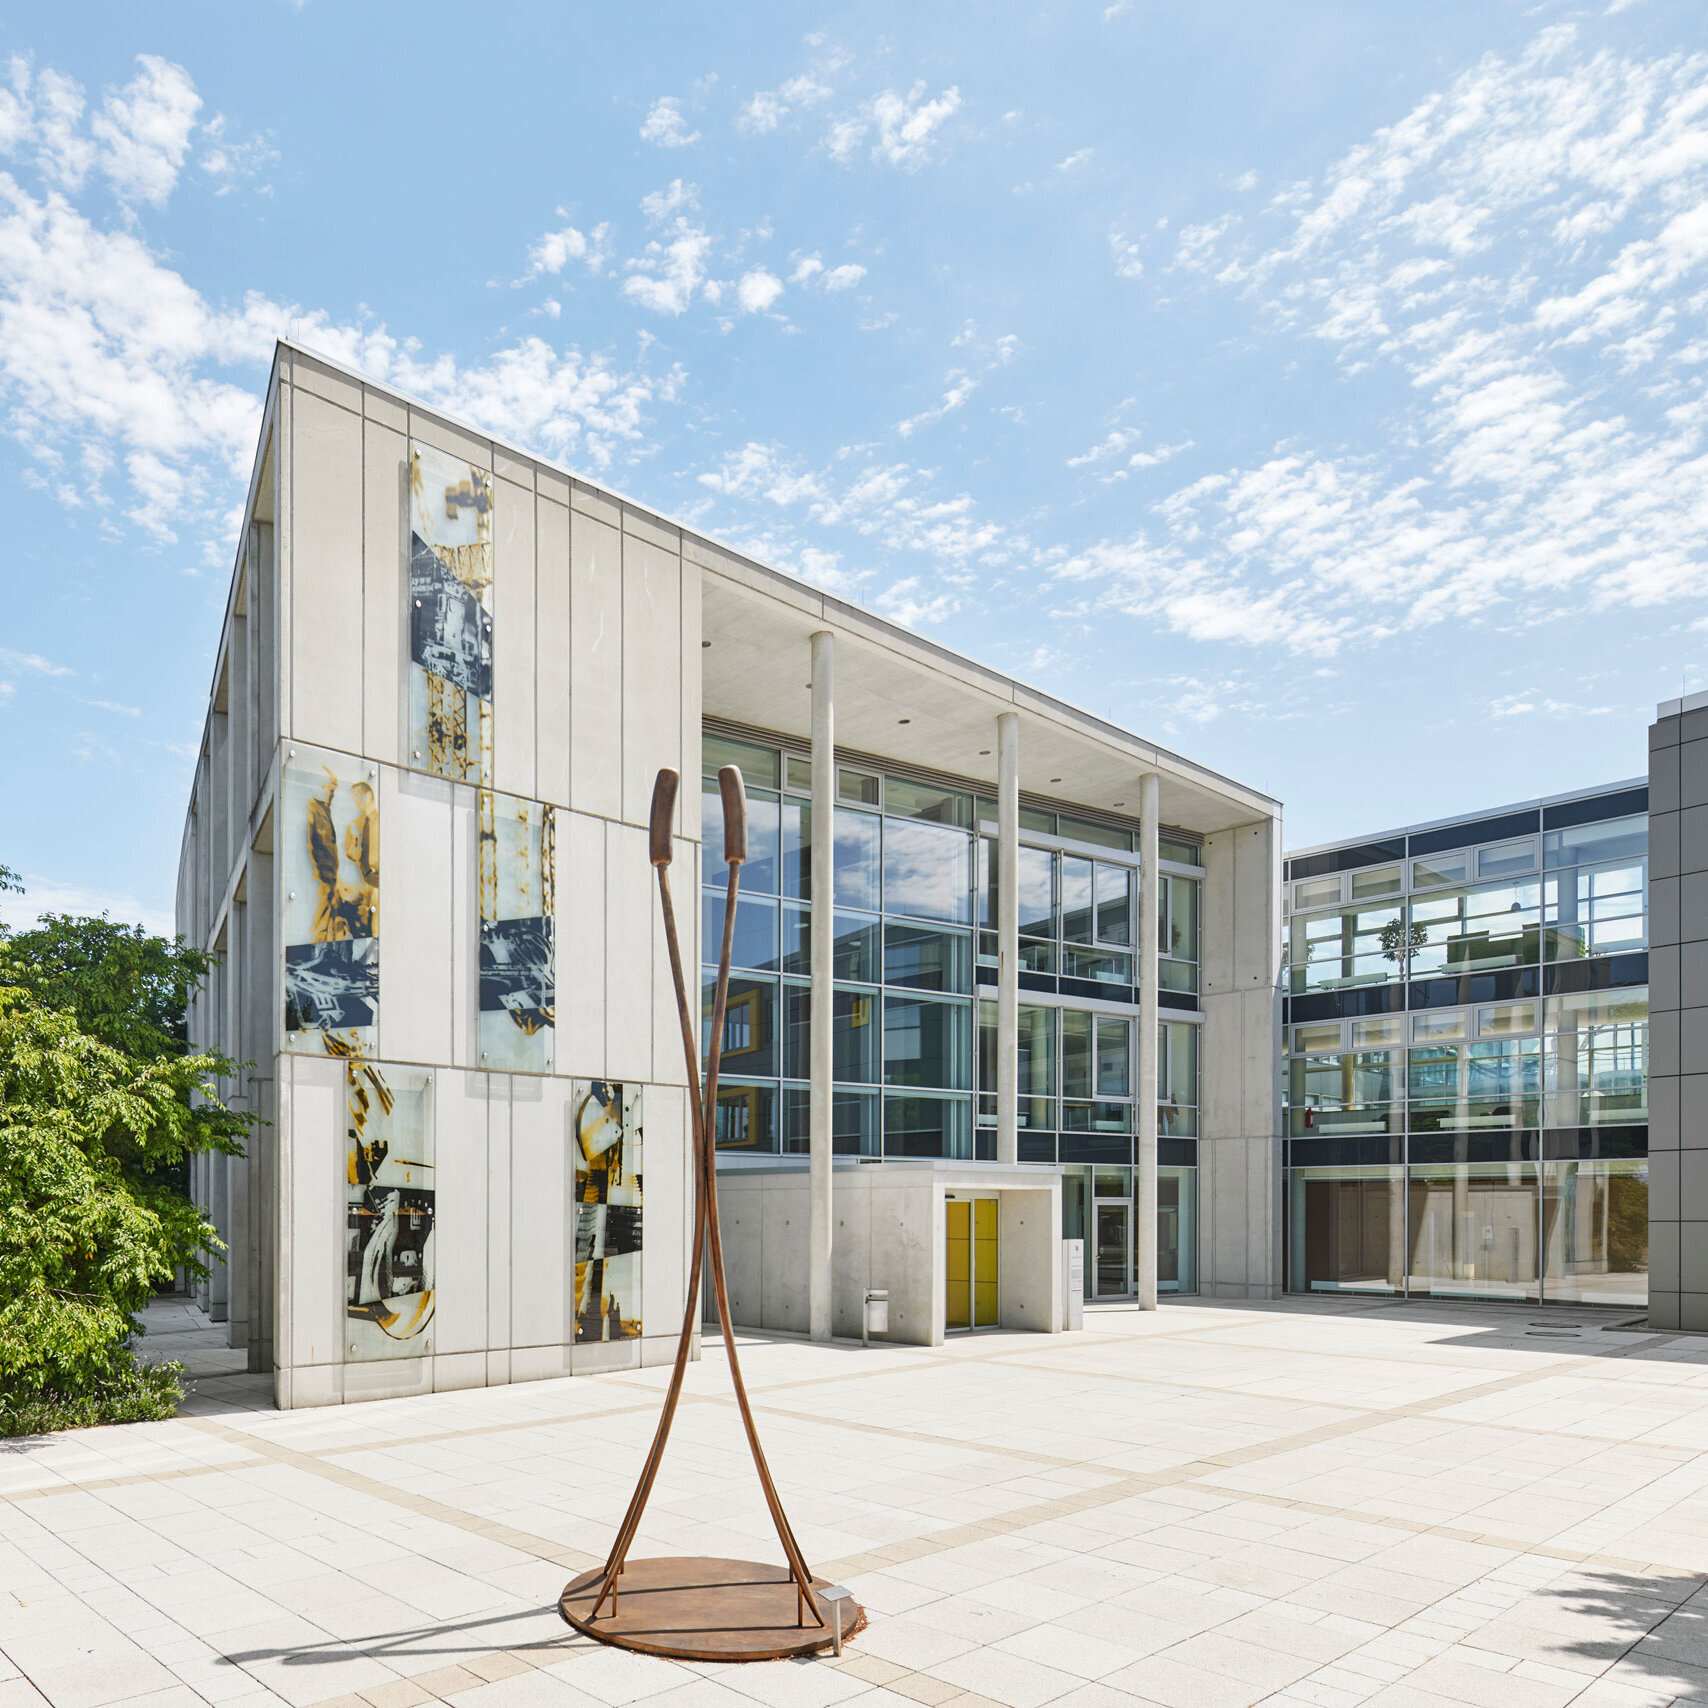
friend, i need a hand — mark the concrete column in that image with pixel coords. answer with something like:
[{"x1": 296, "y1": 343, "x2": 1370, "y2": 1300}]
[
  {"x1": 1136, "y1": 771, "x2": 1160, "y2": 1308},
  {"x1": 809, "y1": 630, "x2": 836, "y2": 1341},
  {"x1": 997, "y1": 713, "x2": 1020, "y2": 1166}
]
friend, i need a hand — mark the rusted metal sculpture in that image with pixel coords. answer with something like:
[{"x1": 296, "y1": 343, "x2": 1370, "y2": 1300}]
[{"x1": 558, "y1": 765, "x2": 862, "y2": 1661}]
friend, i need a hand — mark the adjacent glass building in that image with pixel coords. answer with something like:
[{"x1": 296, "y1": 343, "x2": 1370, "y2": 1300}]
[
  {"x1": 1283, "y1": 782, "x2": 1649, "y2": 1306},
  {"x1": 702, "y1": 727, "x2": 1207, "y2": 1294}
]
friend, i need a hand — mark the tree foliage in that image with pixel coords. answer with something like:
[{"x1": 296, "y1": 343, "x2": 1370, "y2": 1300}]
[{"x1": 0, "y1": 902, "x2": 250, "y2": 1431}]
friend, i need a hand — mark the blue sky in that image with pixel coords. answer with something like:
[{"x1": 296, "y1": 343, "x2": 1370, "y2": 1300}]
[{"x1": 2, "y1": 1, "x2": 1705, "y2": 932}]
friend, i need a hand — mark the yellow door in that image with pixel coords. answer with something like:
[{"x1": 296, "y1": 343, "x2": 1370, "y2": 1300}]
[
  {"x1": 945, "y1": 1199, "x2": 971, "y2": 1329},
  {"x1": 973, "y1": 1198, "x2": 999, "y2": 1326}
]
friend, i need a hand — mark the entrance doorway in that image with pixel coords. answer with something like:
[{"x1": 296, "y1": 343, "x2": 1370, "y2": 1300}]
[
  {"x1": 1094, "y1": 1200, "x2": 1131, "y2": 1298},
  {"x1": 945, "y1": 1196, "x2": 999, "y2": 1330}
]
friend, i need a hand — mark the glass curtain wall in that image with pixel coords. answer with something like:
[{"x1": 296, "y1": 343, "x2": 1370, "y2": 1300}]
[{"x1": 1284, "y1": 811, "x2": 1648, "y2": 1305}]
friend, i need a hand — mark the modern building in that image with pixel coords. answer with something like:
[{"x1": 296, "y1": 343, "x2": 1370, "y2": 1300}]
[
  {"x1": 1647, "y1": 691, "x2": 1708, "y2": 1331},
  {"x1": 177, "y1": 342, "x2": 1283, "y2": 1410},
  {"x1": 1282, "y1": 782, "x2": 1650, "y2": 1306}
]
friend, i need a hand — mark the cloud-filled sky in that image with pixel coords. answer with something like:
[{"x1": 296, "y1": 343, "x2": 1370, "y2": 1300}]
[{"x1": 2, "y1": 1, "x2": 1706, "y2": 933}]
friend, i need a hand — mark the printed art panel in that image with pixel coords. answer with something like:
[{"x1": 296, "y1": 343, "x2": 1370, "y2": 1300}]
[
  {"x1": 407, "y1": 444, "x2": 493, "y2": 785},
  {"x1": 283, "y1": 745, "x2": 379, "y2": 1056},
  {"x1": 573, "y1": 1081, "x2": 643, "y2": 1343},
  {"x1": 345, "y1": 1061, "x2": 435, "y2": 1360},
  {"x1": 479, "y1": 791, "x2": 555, "y2": 1072}
]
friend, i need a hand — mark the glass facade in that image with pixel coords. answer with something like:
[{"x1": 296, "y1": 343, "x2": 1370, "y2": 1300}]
[
  {"x1": 1283, "y1": 794, "x2": 1648, "y2": 1306},
  {"x1": 704, "y1": 730, "x2": 1204, "y2": 1294}
]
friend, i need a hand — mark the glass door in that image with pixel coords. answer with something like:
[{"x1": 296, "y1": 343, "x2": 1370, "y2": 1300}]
[{"x1": 1095, "y1": 1201, "x2": 1131, "y2": 1297}]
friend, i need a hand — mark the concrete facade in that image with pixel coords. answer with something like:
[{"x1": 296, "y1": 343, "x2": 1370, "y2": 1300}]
[
  {"x1": 179, "y1": 340, "x2": 1285, "y2": 1411},
  {"x1": 1649, "y1": 689, "x2": 1708, "y2": 1330}
]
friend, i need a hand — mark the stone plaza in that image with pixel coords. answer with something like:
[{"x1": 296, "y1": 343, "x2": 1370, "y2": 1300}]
[{"x1": 7, "y1": 1298, "x2": 1708, "y2": 1708}]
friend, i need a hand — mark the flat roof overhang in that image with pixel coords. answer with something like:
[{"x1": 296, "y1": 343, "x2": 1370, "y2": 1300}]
[{"x1": 694, "y1": 540, "x2": 1278, "y2": 837}]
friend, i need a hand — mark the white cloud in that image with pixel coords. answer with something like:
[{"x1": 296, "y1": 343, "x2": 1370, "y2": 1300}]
[
  {"x1": 0, "y1": 874, "x2": 173, "y2": 936},
  {"x1": 736, "y1": 268, "x2": 784, "y2": 314},
  {"x1": 522, "y1": 218, "x2": 611, "y2": 278},
  {"x1": 622, "y1": 218, "x2": 714, "y2": 315},
  {"x1": 823, "y1": 262, "x2": 866, "y2": 291},
  {"x1": 640, "y1": 178, "x2": 697, "y2": 222},
  {"x1": 199, "y1": 114, "x2": 277, "y2": 195},
  {"x1": 90, "y1": 55, "x2": 200, "y2": 207},
  {"x1": 739, "y1": 71, "x2": 835, "y2": 135},
  {"x1": 0, "y1": 647, "x2": 72, "y2": 676},
  {"x1": 1056, "y1": 148, "x2": 1092, "y2": 172},
  {"x1": 790, "y1": 255, "x2": 823, "y2": 285},
  {"x1": 826, "y1": 83, "x2": 962, "y2": 170},
  {"x1": 1059, "y1": 26, "x2": 1708, "y2": 652},
  {"x1": 640, "y1": 96, "x2": 699, "y2": 149},
  {"x1": 1109, "y1": 230, "x2": 1144, "y2": 280}
]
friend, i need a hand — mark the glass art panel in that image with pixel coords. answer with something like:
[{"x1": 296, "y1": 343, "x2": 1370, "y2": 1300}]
[
  {"x1": 573, "y1": 1081, "x2": 643, "y2": 1343},
  {"x1": 407, "y1": 445, "x2": 493, "y2": 785},
  {"x1": 478, "y1": 791, "x2": 555, "y2": 1072},
  {"x1": 344, "y1": 1062, "x2": 434, "y2": 1360},
  {"x1": 283, "y1": 745, "x2": 379, "y2": 1056}
]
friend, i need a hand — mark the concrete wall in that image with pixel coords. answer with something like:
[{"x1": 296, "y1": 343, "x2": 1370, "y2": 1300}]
[
  {"x1": 1649, "y1": 694, "x2": 1708, "y2": 1330},
  {"x1": 1198, "y1": 813, "x2": 1283, "y2": 1299},
  {"x1": 718, "y1": 1164, "x2": 1062, "y2": 1346},
  {"x1": 180, "y1": 347, "x2": 702, "y2": 1407}
]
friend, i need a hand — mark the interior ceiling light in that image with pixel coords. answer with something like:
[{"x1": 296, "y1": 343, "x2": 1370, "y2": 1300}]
[
  {"x1": 898, "y1": 717, "x2": 910, "y2": 724},
  {"x1": 1050, "y1": 777, "x2": 1062, "y2": 783}
]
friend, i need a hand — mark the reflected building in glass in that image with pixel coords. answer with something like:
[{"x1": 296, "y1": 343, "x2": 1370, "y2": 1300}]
[
  {"x1": 1282, "y1": 783, "x2": 1650, "y2": 1306},
  {"x1": 698, "y1": 732, "x2": 1210, "y2": 1295}
]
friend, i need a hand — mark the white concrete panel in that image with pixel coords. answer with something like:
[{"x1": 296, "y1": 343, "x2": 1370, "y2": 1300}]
[
  {"x1": 452, "y1": 783, "x2": 479, "y2": 1068},
  {"x1": 622, "y1": 503, "x2": 680, "y2": 555},
  {"x1": 511, "y1": 1344, "x2": 573, "y2": 1384},
  {"x1": 284, "y1": 1363, "x2": 344, "y2": 1409},
  {"x1": 433, "y1": 1069, "x2": 490, "y2": 1356},
  {"x1": 651, "y1": 862, "x2": 686, "y2": 1089},
  {"x1": 571, "y1": 480, "x2": 620, "y2": 529},
  {"x1": 536, "y1": 498, "x2": 572, "y2": 809},
  {"x1": 288, "y1": 388, "x2": 363, "y2": 752},
  {"x1": 486, "y1": 1078, "x2": 514, "y2": 1354},
  {"x1": 343, "y1": 1359, "x2": 429, "y2": 1403},
  {"x1": 621, "y1": 535, "x2": 682, "y2": 829},
  {"x1": 509, "y1": 1075, "x2": 571, "y2": 1350},
  {"x1": 831, "y1": 1180, "x2": 871, "y2": 1339},
  {"x1": 604, "y1": 821, "x2": 653, "y2": 1085},
  {"x1": 570, "y1": 514, "x2": 623, "y2": 821},
  {"x1": 493, "y1": 447, "x2": 534, "y2": 486},
  {"x1": 678, "y1": 559, "x2": 701, "y2": 843},
  {"x1": 760, "y1": 1185, "x2": 809, "y2": 1333},
  {"x1": 363, "y1": 385, "x2": 406, "y2": 434},
  {"x1": 1199, "y1": 827, "x2": 1238, "y2": 999},
  {"x1": 719, "y1": 1181, "x2": 765, "y2": 1328},
  {"x1": 538, "y1": 466, "x2": 571, "y2": 507},
  {"x1": 559, "y1": 810, "x2": 607, "y2": 1077},
  {"x1": 381, "y1": 768, "x2": 454, "y2": 1065},
  {"x1": 434, "y1": 1351, "x2": 488, "y2": 1394},
  {"x1": 493, "y1": 476, "x2": 537, "y2": 799},
  {"x1": 294, "y1": 353, "x2": 363, "y2": 414},
  {"x1": 572, "y1": 1337, "x2": 640, "y2": 1376},
  {"x1": 285, "y1": 1054, "x2": 343, "y2": 1370},
  {"x1": 361, "y1": 422, "x2": 406, "y2": 767},
  {"x1": 407, "y1": 410, "x2": 491, "y2": 473},
  {"x1": 640, "y1": 1084, "x2": 688, "y2": 1342}
]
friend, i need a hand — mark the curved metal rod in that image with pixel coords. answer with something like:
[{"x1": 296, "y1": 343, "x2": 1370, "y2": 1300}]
[
  {"x1": 586, "y1": 768, "x2": 822, "y2": 1630},
  {"x1": 586, "y1": 862, "x2": 708, "y2": 1620}
]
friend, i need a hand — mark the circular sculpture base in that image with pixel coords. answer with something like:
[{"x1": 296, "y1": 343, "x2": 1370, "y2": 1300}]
[{"x1": 559, "y1": 1556, "x2": 862, "y2": 1661}]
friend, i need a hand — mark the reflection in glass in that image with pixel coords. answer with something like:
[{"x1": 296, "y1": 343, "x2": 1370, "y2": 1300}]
[
  {"x1": 1158, "y1": 1167, "x2": 1197, "y2": 1292},
  {"x1": 701, "y1": 974, "x2": 777, "y2": 1077},
  {"x1": 1544, "y1": 814, "x2": 1646, "y2": 869},
  {"x1": 885, "y1": 776, "x2": 972, "y2": 827},
  {"x1": 1063, "y1": 1100, "x2": 1132, "y2": 1132},
  {"x1": 1097, "y1": 1016, "x2": 1131, "y2": 1097},
  {"x1": 1287, "y1": 1166, "x2": 1405, "y2": 1293},
  {"x1": 885, "y1": 922, "x2": 972, "y2": 992},
  {"x1": 1289, "y1": 903, "x2": 1407, "y2": 994},
  {"x1": 703, "y1": 891, "x2": 779, "y2": 972},
  {"x1": 1407, "y1": 1039, "x2": 1540, "y2": 1132},
  {"x1": 1062, "y1": 1010, "x2": 1092, "y2": 1099},
  {"x1": 1062, "y1": 856, "x2": 1094, "y2": 942},
  {"x1": 1542, "y1": 1159, "x2": 1648, "y2": 1306},
  {"x1": 1019, "y1": 938, "x2": 1056, "y2": 973},
  {"x1": 1407, "y1": 1163, "x2": 1540, "y2": 1300},
  {"x1": 1060, "y1": 816, "x2": 1129, "y2": 851},
  {"x1": 781, "y1": 903, "x2": 810, "y2": 975},
  {"x1": 1410, "y1": 880, "x2": 1541, "y2": 978},
  {"x1": 702, "y1": 734, "x2": 780, "y2": 791},
  {"x1": 1019, "y1": 847, "x2": 1055, "y2": 938},
  {"x1": 883, "y1": 993, "x2": 972, "y2": 1089},
  {"x1": 785, "y1": 984, "x2": 880, "y2": 1083},
  {"x1": 1162, "y1": 1021, "x2": 1197, "y2": 1120},
  {"x1": 1063, "y1": 946, "x2": 1131, "y2": 984},
  {"x1": 834, "y1": 810, "x2": 882, "y2": 911},
  {"x1": 1543, "y1": 992, "x2": 1647, "y2": 1127},
  {"x1": 884, "y1": 1092, "x2": 971, "y2": 1158},
  {"x1": 883, "y1": 817, "x2": 973, "y2": 923},
  {"x1": 831, "y1": 912, "x2": 880, "y2": 982},
  {"x1": 781, "y1": 797, "x2": 811, "y2": 900},
  {"x1": 1543, "y1": 859, "x2": 1646, "y2": 960},
  {"x1": 1287, "y1": 1051, "x2": 1400, "y2": 1137},
  {"x1": 705, "y1": 786, "x2": 781, "y2": 895},
  {"x1": 839, "y1": 769, "x2": 880, "y2": 805},
  {"x1": 1097, "y1": 863, "x2": 1133, "y2": 944},
  {"x1": 713, "y1": 1079, "x2": 777, "y2": 1151},
  {"x1": 1158, "y1": 957, "x2": 1198, "y2": 993},
  {"x1": 782, "y1": 1087, "x2": 882, "y2": 1157}
]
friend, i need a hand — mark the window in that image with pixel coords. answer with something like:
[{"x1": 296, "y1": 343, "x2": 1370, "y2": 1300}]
[
  {"x1": 1350, "y1": 865, "x2": 1402, "y2": 899},
  {"x1": 1477, "y1": 838, "x2": 1537, "y2": 880},
  {"x1": 884, "y1": 922, "x2": 972, "y2": 992},
  {"x1": 1292, "y1": 1022, "x2": 1343, "y2": 1055},
  {"x1": 1159, "y1": 835, "x2": 1201, "y2": 866},
  {"x1": 1411, "y1": 852, "x2": 1468, "y2": 890},
  {"x1": 1160, "y1": 1020, "x2": 1197, "y2": 1136},
  {"x1": 1544, "y1": 814, "x2": 1646, "y2": 869},
  {"x1": 882, "y1": 816, "x2": 973, "y2": 924},
  {"x1": 1294, "y1": 876, "x2": 1343, "y2": 911},
  {"x1": 702, "y1": 734, "x2": 779, "y2": 790},
  {"x1": 1288, "y1": 904, "x2": 1406, "y2": 994},
  {"x1": 1407, "y1": 1038, "x2": 1540, "y2": 1131},
  {"x1": 1543, "y1": 858, "x2": 1646, "y2": 960},
  {"x1": 1097, "y1": 863, "x2": 1132, "y2": 945},
  {"x1": 883, "y1": 993, "x2": 972, "y2": 1089},
  {"x1": 1412, "y1": 1009, "x2": 1467, "y2": 1042},
  {"x1": 833, "y1": 810, "x2": 882, "y2": 911},
  {"x1": 1478, "y1": 1001, "x2": 1536, "y2": 1037},
  {"x1": 1287, "y1": 1051, "x2": 1401, "y2": 1137},
  {"x1": 838, "y1": 768, "x2": 880, "y2": 806},
  {"x1": 1409, "y1": 879, "x2": 1541, "y2": 978},
  {"x1": 1543, "y1": 987, "x2": 1648, "y2": 1128},
  {"x1": 885, "y1": 775, "x2": 972, "y2": 828},
  {"x1": 1350, "y1": 1016, "x2": 1404, "y2": 1049}
]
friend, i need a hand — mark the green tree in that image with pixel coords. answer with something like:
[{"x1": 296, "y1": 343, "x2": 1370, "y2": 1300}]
[{"x1": 0, "y1": 903, "x2": 250, "y2": 1433}]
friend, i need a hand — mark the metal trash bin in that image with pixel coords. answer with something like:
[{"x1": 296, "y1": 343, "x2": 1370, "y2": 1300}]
[{"x1": 863, "y1": 1288, "x2": 888, "y2": 1346}]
